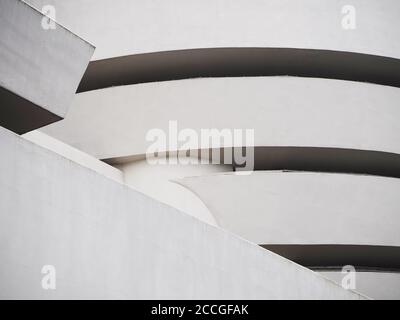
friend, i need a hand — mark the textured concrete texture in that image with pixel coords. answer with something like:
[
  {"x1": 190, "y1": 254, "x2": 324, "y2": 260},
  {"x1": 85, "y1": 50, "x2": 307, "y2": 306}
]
[
  {"x1": 0, "y1": 0, "x2": 94, "y2": 134},
  {"x1": 25, "y1": 0, "x2": 400, "y2": 61},
  {"x1": 40, "y1": 77, "x2": 400, "y2": 160},
  {"x1": 0, "y1": 127, "x2": 364, "y2": 299},
  {"x1": 176, "y1": 171, "x2": 400, "y2": 247}
]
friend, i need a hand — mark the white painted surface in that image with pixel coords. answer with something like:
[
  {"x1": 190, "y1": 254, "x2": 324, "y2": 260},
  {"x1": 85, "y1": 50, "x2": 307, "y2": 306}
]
[
  {"x1": 23, "y1": 131, "x2": 123, "y2": 183},
  {"x1": 320, "y1": 271, "x2": 400, "y2": 300},
  {"x1": 25, "y1": 0, "x2": 400, "y2": 61},
  {"x1": 42, "y1": 77, "x2": 400, "y2": 159},
  {"x1": 176, "y1": 171, "x2": 400, "y2": 246},
  {"x1": 0, "y1": 0, "x2": 94, "y2": 117},
  {"x1": 0, "y1": 127, "x2": 364, "y2": 299},
  {"x1": 116, "y1": 158, "x2": 231, "y2": 225}
]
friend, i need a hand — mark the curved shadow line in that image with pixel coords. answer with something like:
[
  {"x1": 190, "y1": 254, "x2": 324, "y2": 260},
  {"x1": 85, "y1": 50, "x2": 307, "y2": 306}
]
[
  {"x1": 261, "y1": 244, "x2": 400, "y2": 272},
  {"x1": 233, "y1": 146, "x2": 400, "y2": 179},
  {"x1": 78, "y1": 47, "x2": 400, "y2": 92},
  {"x1": 103, "y1": 146, "x2": 400, "y2": 179}
]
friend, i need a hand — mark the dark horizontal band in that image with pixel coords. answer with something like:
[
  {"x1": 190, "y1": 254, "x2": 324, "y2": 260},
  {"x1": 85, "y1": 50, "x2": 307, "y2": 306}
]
[
  {"x1": 78, "y1": 47, "x2": 400, "y2": 92},
  {"x1": 262, "y1": 244, "x2": 400, "y2": 272},
  {"x1": 233, "y1": 146, "x2": 400, "y2": 179}
]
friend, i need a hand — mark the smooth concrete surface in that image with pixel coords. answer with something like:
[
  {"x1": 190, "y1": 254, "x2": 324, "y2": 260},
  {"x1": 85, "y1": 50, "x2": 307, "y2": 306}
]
[
  {"x1": 0, "y1": 127, "x2": 364, "y2": 299},
  {"x1": 176, "y1": 171, "x2": 400, "y2": 247},
  {"x1": 0, "y1": 0, "x2": 94, "y2": 134},
  {"x1": 26, "y1": 0, "x2": 400, "y2": 61},
  {"x1": 320, "y1": 271, "x2": 400, "y2": 300},
  {"x1": 115, "y1": 158, "x2": 231, "y2": 225},
  {"x1": 23, "y1": 131, "x2": 123, "y2": 183},
  {"x1": 41, "y1": 77, "x2": 400, "y2": 160}
]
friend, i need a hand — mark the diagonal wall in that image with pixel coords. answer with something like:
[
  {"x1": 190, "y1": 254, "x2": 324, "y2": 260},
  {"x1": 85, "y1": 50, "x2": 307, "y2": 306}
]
[{"x1": 0, "y1": 127, "x2": 364, "y2": 299}]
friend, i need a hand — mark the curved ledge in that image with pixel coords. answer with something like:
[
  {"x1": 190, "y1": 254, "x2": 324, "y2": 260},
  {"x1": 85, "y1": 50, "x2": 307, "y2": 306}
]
[
  {"x1": 43, "y1": 77, "x2": 400, "y2": 161},
  {"x1": 111, "y1": 157, "x2": 229, "y2": 226},
  {"x1": 176, "y1": 171, "x2": 400, "y2": 247},
  {"x1": 104, "y1": 145, "x2": 400, "y2": 179},
  {"x1": 77, "y1": 48, "x2": 400, "y2": 92},
  {"x1": 262, "y1": 244, "x2": 400, "y2": 272}
]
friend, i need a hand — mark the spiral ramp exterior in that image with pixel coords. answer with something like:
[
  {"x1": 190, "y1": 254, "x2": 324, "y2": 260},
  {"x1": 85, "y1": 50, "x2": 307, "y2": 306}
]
[{"x1": 1, "y1": 0, "x2": 400, "y2": 299}]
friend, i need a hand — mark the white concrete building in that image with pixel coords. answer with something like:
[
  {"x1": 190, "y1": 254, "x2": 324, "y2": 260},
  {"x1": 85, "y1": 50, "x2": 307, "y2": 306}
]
[{"x1": 1, "y1": 0, "x2": 399, "y2": 299}]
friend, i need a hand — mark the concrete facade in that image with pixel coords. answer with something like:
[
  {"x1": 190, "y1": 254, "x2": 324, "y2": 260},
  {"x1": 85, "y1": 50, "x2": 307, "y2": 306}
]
[
  {"x1": 41, "y1": 77, "x2": 400, "y2": 159},
  {"x1": 114, "y1": 158, "x2": 230, "y2": 226},
  {"x1": 25, "y1": 0, "x2": 400, "y2": 60},
  {"x1": 0, "y1": 0, "x2": 94, "y2": 134},
  {"x1": 0, "y1": 127, "x2": 363, "y2": 299},
  {"x1": 176, "y1": 171, "x2": 400, "y2": 247},
  {"x1": 1, "y1": 0, "x2": 400, "y2": 300}
]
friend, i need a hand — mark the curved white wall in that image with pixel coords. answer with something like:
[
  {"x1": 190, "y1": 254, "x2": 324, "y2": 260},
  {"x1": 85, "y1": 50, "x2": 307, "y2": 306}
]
[
  {"x1": 26, "y1": 0, "x2": 400, "y2": 60},
  {"x1": 176, "y1": 171, "x2": 400, "y2": 247},
  {"x1": 42, "y1": 77, "x2": 400, "y2": 160},
  {"x1": 115, "y1": 158, "x2": 231, "y2": 225},
  {"x1": 4, "y1": 0, "x2": 399, "y2": 300}
]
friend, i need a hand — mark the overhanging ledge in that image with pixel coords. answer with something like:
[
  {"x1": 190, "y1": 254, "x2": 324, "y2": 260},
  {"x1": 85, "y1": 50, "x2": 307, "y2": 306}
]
[{"x1": 0, "y1": 0, "x2": 94, "y2": 134}]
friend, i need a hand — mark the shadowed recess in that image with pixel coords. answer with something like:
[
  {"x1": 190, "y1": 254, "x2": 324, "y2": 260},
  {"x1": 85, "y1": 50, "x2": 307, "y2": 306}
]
[
  {"x1": 104, "y1": 146, "x2": 400, "y2": 179},
  {"x1": 232, "y1": 146, "x2": 400, "y2": 179},
  {"x1": 0, "y1": 86, "x2": 62, "y2": 135},
  {"x1": 261, "y1": 244, "x2": 400, "y2": 272},
  {"x1": 78, "y1": 47, "x2": 400, "y2": 92}
]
